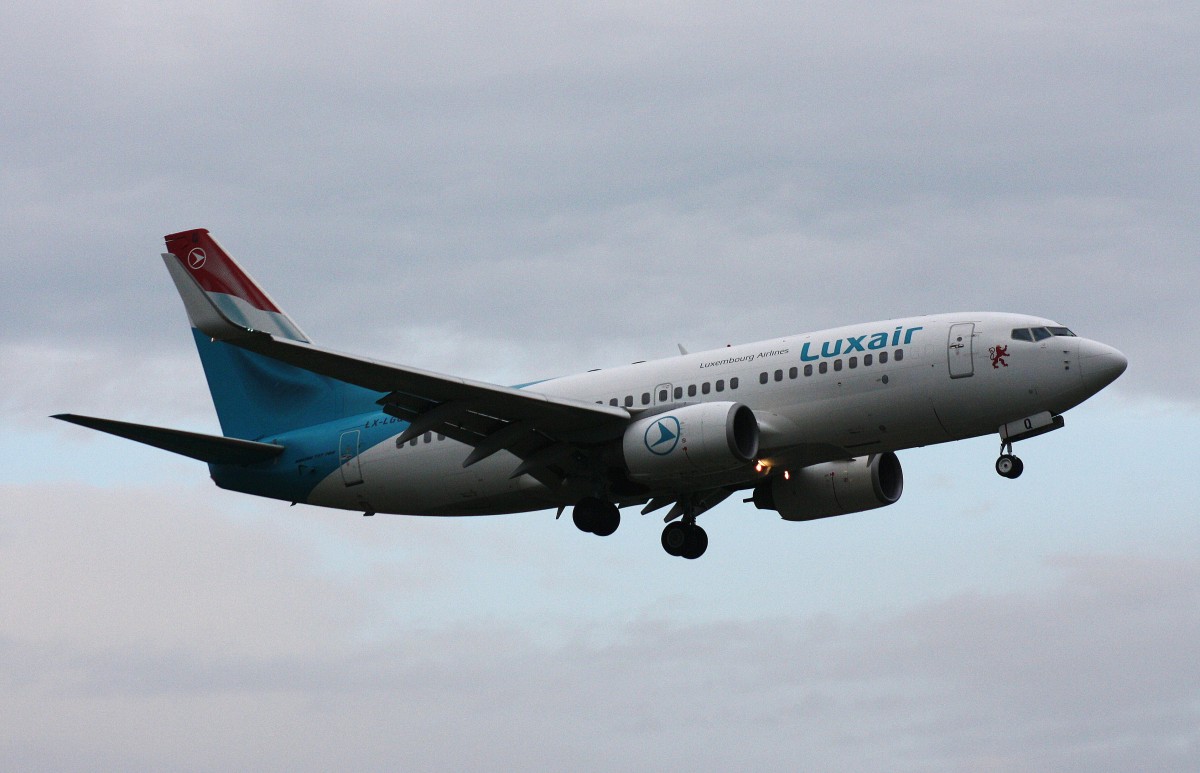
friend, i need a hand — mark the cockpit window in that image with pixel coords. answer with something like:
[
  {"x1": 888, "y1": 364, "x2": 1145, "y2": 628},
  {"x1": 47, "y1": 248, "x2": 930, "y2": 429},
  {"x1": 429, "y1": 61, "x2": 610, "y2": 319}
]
[{"x1": 1014, "y1": 326, "x2": 1075, "y2": 341}]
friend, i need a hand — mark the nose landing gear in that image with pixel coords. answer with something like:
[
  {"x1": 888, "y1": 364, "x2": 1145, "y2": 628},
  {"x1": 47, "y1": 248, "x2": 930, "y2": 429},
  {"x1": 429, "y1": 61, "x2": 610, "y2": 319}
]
[{"x1": 995, "y1": 441, "x2": 1024, "y2": 479}]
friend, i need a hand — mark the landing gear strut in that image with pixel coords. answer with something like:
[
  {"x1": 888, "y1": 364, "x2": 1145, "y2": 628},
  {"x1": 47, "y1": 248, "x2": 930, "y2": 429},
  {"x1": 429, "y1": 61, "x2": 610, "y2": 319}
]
[
  {"x1": 995, "y1": 441, "x2": 1024, "y2": 479},
  {"x1": 661, "y1": 518, "x2": 707, "y2": 560},
  {"x1": 572, "y1": 496, "x2": 620, "y2": 536}
]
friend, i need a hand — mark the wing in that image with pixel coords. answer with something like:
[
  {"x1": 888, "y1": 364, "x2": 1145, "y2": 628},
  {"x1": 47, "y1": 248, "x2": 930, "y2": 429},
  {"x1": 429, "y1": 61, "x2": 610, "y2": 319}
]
[
  {"x1": 165, "y1": 251, "x2": 630, "y2": 483},
  {"x1": 233, "y1": 332, "x2": 631, "y2": 474}
]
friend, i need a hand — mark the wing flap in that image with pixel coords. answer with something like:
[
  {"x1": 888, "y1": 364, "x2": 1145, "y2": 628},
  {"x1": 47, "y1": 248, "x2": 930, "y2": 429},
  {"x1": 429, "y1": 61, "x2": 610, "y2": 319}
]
[{"x1": 53, "y1": 414, "x2": 285, "y2": 465}]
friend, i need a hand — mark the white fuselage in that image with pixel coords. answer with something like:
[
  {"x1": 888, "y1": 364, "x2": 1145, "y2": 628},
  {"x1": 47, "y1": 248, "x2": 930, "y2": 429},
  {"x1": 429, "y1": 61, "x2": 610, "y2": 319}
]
[{"x1": 305, "y1": 312, "x2": 1124, "y2": 516}]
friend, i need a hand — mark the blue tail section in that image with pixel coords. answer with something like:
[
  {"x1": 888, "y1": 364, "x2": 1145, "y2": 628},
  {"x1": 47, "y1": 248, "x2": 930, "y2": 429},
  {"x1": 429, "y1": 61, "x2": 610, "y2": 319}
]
[
  {"x1": 162, "y1": 228, "x2": 387, "y2": 441},
  {"x1": 192, "y1": 329, "x2": 383, "y2": 440}
]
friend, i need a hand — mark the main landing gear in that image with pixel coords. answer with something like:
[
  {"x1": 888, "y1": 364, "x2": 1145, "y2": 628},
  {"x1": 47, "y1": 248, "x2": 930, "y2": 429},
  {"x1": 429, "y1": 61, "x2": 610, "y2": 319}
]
[
  {"x1": 571, "y1": 495, "x2": 709, "y2": 559},
  {"x1": 995, "y1": 441, "x2": 1024, "y2": 479},
  {"x1": 572, "y1": 496, "x2": 620, "y2": 537},
  {"x1": 661, "y1": 519, "x2": 707, "y2": 560}
]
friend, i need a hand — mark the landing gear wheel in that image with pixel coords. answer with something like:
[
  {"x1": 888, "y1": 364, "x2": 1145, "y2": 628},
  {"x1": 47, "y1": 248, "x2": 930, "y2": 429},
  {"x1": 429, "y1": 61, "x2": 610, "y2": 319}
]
[
  {"x1": 592, "y1": 502, "x2": 620, "y2": 537},
  {"x1": 573, "y1": 496, "x2": 614, "y2": 534},
  {"x1": 571, "y1": 499, "x2": 604, "y2": 535},
  {"x1": 661, "y1": 522, "x2": 688, "y2": 556},
  {"x1": 995, "y1": 454, "x2": 1024, "y2": 479},
  {"x1": 662, "y1": 522, "x2": 708, "y2": 559},
  {"x1": 680, "y1": 525, "x2": 708, "y2": 560}
]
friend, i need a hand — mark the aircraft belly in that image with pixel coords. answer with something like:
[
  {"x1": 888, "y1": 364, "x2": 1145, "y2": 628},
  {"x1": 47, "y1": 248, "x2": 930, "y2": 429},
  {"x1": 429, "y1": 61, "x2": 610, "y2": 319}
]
[
  {"x1": 305, "y1": 440, "x2": 552, "y2": 516},
  {"x1": 779, "y1": 364, "x2": 949, "y2": 452}
]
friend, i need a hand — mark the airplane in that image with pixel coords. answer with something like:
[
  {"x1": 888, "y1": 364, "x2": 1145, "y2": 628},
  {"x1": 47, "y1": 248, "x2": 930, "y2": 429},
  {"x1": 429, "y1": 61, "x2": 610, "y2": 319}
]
[{"x1": 55, "y1": 229, "x2": 1128, "y2": 559}]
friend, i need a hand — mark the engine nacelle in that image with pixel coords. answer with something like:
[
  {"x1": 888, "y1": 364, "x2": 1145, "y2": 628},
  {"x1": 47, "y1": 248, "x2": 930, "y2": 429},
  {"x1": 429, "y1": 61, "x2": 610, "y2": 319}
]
[
  {"x1": 622, "y1": 402, "x2": 759, "y2": 482},
  {"x1": 752, "y1": 452, "x2": 903, "y2": 521}
]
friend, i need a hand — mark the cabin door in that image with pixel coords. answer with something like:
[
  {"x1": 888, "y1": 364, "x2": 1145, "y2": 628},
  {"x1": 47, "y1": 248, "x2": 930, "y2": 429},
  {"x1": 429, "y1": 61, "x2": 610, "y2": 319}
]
[
  {"x1": 947, "y1": 323, "x2": 975, "y2": 379},
  {"x1": 338, "y1": 430, "x2": 364, "y2": 486}
]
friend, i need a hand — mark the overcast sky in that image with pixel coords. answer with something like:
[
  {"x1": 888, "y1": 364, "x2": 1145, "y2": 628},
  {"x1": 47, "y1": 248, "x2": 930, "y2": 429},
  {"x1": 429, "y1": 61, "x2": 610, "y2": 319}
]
[{"x1": 2, "y1": 2, "x2": 1198, "y2": 770}]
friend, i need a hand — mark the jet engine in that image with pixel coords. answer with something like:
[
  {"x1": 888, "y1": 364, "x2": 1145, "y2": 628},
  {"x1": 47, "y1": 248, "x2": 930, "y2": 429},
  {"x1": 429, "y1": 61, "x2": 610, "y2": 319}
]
[
  {"x1": 622, "y1": 402, "x2": 759, "y2": 482},
  {"x1": 752, "y1": 452, "x2": 903, "y2": 521}
]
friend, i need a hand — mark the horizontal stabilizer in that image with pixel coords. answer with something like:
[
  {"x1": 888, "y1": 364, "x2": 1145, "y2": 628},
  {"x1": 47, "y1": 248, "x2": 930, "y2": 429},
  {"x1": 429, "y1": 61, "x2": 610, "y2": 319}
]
[{"x1": 52, "y1": 414, "x2": 285, "y2": 465}]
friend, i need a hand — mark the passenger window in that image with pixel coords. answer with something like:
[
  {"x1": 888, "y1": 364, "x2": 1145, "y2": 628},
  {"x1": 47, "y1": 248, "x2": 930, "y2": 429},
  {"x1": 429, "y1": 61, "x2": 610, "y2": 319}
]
[
  {"x1": 624, "y1": 395, "x2": 633, "y2": 407},
  {"x1": 804, "y1": 364, "x2": 813, "y2": 377},
  {"x1": 410, "y1": 438, "x2": 418, "y2": 447},
  {"x1": 424, "y1": 432, "x2": 432, "y2": 443},
  {"x1": 702, "y1": 382, "x2": 711, "y2": 395},
  {"x1": 688, "y1": 384, "x2": 697, "y2": 397},
  {"x1": 849, "y1": 356, "x2": 857, "y2": 369},
  {"x1": 674, "y1": 386, "x2": 683, "y2": 400},
  {"x1": 1012, "y1": 328, "x2": 1033, "y2": 342},
  {"x1": 774, "y1": 369, "x2": 783, "y2": 382},
  {"x1": 759, "y1": 372, "x2": 768, "y2": 384},
  {"x1": 730, "y1": 377, "x2": 739, "y2": 390},
  {"x1": 864, "y1": 354, "x2": 873, "y2": 366},
  {"x1": 819, "y1": 362, "x2": 828, "y2": 374},
  {"x1": 1032, "y1": 327, "x2": 1052, "y2": 341},
  {"x1": 437, "y1": 433, "x2": 445, "y2": 441},
  {"x1": 716, "y1": 379, "x2": 725, "y2": 392},
  {"x1": 789, "y1": 366, "x2": 798, "y2": 379},
  {"x1": 658, "y1": 389, "x2": 668, "y2": 402},
  {"x1": 879, "y1": 351, "x2": 889, "y2": 364},
  {"x1": 895, "y1": 349, "x2": 903, "y2": 361},
  {"x1": 641, "y1": 392, "x2": 650, "y2": 405},
  {"x1": 834, "y1": 359, "x2": 842, "y2": 372},
  {"x1": 609, "y1": 398, "x2": 618, "y2": 406}
]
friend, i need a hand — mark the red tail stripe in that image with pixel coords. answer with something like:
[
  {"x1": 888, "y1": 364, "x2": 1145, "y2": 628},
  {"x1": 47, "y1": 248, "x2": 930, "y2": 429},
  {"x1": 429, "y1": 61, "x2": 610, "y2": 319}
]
[{"x1": 164, "y1": 229, "x2": 280, "y2": 313}]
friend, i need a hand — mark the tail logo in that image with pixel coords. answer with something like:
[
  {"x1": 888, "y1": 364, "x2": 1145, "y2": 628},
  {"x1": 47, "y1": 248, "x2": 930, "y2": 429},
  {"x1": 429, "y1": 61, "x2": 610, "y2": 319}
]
[{"x1": 187, "y1": 248, "x2": 207, "y2": 270}]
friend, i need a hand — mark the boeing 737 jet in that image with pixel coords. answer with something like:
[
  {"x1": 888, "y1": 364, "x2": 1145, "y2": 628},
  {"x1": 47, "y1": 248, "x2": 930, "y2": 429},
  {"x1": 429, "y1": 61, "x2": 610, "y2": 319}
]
[{"x1": 56, "y1": 229, "x2": 1128, "y2": 558}]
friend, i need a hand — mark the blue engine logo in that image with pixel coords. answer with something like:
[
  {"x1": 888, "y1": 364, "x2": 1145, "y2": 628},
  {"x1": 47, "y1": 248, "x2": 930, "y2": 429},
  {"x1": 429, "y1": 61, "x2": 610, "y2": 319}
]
[{"x1": 644, "y1": 416, "x2": 681, "y2": 456}]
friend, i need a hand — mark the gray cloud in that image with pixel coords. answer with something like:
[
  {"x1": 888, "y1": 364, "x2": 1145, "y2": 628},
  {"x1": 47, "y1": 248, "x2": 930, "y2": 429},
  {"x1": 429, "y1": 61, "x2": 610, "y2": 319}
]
[
  {"x1": 3, "y1": 4, "x2": 1198, "y2": 769},
  {"x1": 1, "y1": 484, "x2": 1196, "y2": 771},
  {"x1": 2, "y1": 2, "x2": 1195, "y2": 395}
]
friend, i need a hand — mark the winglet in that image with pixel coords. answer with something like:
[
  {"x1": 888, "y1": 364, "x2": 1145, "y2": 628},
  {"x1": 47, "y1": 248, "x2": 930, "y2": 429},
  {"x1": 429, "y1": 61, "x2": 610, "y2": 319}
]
[{"x1": 162, "y1": 229, "x2": 309, "y2": 342}]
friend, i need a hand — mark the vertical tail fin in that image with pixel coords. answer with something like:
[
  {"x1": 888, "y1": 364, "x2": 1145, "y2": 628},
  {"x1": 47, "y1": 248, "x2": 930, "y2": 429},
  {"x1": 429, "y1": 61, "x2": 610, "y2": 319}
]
[
  {"x1": 163, "y1": 229, "x2": 379, "y2": 440},
  {"x1": 163, "y1": 229, "x2": 310, "y2": 342}
]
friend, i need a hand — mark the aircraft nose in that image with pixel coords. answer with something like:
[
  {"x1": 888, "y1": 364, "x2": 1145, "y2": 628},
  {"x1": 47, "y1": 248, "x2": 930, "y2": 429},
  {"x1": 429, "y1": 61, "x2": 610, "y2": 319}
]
[{"x1": 1079, "y1": 340, "x2": 1128, "y2": 389}]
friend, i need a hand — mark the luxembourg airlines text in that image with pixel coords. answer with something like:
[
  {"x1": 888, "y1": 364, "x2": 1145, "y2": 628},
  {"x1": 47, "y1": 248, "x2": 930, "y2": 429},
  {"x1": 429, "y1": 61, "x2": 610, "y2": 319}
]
[{"x1": 699, "y1": 348, "x2": 790, "y2": 369}]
